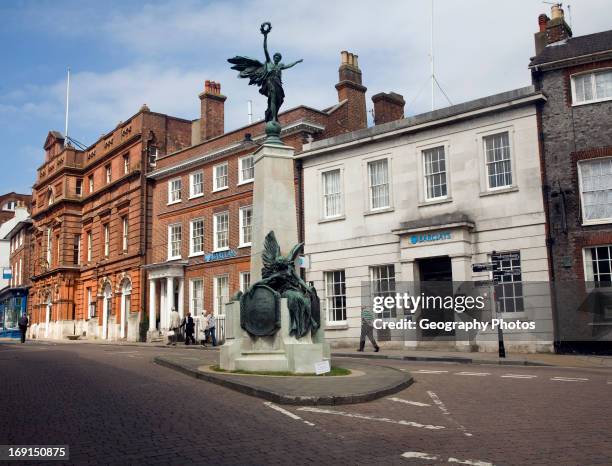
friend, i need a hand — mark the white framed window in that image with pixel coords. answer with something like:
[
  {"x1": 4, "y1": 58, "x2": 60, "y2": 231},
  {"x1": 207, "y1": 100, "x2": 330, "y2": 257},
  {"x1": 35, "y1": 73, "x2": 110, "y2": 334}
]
[
  {"x1": 484, "y1": 132, "x2": 512, "y2": 189},
  {"x1": 190, "y1": 278, "x2": 204, "y2": 316},
  {"x1": 368, "y1": 158, "x2": 390, "y2": 210},
  {"x1": 584, "y1": 246, "x2": 612, "y2": 284},
  {"x1": 214, "y1": 162, "x2": 229, "y2": 191},
  {"x1": 370, "y1": 265, "x2": 396, "y2": 319},
  {"x1": 87, "y1": 288, "x2": 95, "y2": 319},
  {"x1": 103, "y1": 224, "x2": 110, "y2": 257},
  {"x1": 213, "y1": 211, "x2": 229, "y2": 251},
  {"x1": 322, "y1": 169, "x2": 343, "y2": 219},
  {"x1": 423, "y1": 146, "x2": 448, "y2": 200},
  {"x1": 190, "y1": 218, "x2": 205, "y2": 256},
  {"x1": 76, "y1": 179, "x2": 83, "y2": 197},
  {"x1": 189, "y1": 171, "x2": 204, "y2": 198},
  {"x1": 123, "y1": 154, "x2": 130, "y2": 174},
  {"x1": 105, "y1": 165, "x2": 112, "y2": 184},
  {"x1": 213, "y1": 275, "x2": 229, "y2": 315},
  {"x1": 168, "y1": 223, "x2": 182, "y2": 260},
  {"x1": 240, "y1": 271, "x2": 251, "y2": 292},
  {"x1": 578, "y1": 158, "x2": 612, "y2": 224},
  {"x1": 239, "y1": 206, "x2": 252, "y2": 247},
  {"x1": 74, "y1": 234, "x2": 81, "y2": 265},
  {"x1": 325, "y1": 270, "x2": 346, "y2": 323},
  {"x1": 492, "y1": 251, "x2": 523, "y2": 313},
  {"x1": 168, "y1": 178, "x2": 182, "y2": 204},
  {"x1": 239, "y1": 155, "x2": 254, "y2": 184},
  {"x1": 122, "y1": 216, "x2": 129, "y2": 251},
  {"x1": 46, "y1": 228, "x2": 52, "y2": 265},
  {"x1": 572, "y1": 69, "x2": 612, "y2": 106},
  {"x1": 87, "y1": 231, "x2": 92, "y2": 262},
  {"x1": 88, "y1": 176, "x2": 94, "y2": 193}
]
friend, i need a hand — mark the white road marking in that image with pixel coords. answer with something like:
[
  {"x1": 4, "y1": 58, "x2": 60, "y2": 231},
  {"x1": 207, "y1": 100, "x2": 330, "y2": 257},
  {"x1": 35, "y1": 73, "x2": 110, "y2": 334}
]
[
  {"x1": 456, "y1": 372, "x2": 490, "y2": 376},
  {"x1": 500, "y1": 374, "x2": 537, "y2": 379},
  {"x1": 402, "y1": 451, "x2": 440, "y2": 460},
  {"x1": 448, "y1": 456, "x2": 494, "y2": 465},
  {"x1": 264, "y1": 402, "x2": 315, "y2": 426},
  {"x1": 112, "y1": 351, "x2": 139, "y2": 355},
  {"x1": 551, "y1": 377, "x2": 588, "y2": 382},
  {"x1": 387, "y1": 397, "x2": 430, "y2": 407},
  {"x1": 427, "y1": 391, "x2": 472, "y2": 437},
  {"x1": 415, "y1": 369, "x2": 449, "y2": 374},
  {"x1": 297, "y1": 407, "x2": 445, "y2": 430},
  {"x1": 401, "y1": 452, "x2": 494, "y2": 465}
]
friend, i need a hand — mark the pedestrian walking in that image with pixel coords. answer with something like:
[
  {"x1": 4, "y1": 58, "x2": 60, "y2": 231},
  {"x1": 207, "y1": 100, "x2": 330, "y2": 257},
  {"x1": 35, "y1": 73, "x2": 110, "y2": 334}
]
[
  {"x1": 200, "y1": 311, "x2": 209, "y2": 347},
  {"x1": 167, "y1": 307, "x2": 181, "y2": 346},
  {"x1": 206, "y1": 310, "x2": 217, "y2": 347},
  {"x1": 18, "y1": 313, "x2": 29, "y2": 344},
  {"x1": 358, "y1": 307, "x2": 379, "y2": 352},
  {"x1": 181, "y1": 312, "x2": 196, "y2": 345}
]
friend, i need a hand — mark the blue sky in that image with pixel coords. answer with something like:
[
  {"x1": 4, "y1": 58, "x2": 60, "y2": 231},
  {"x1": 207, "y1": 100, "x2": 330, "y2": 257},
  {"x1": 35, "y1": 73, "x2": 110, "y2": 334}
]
[{"x1": 1, "y1": 0, "x2": 609, "y2": 193}]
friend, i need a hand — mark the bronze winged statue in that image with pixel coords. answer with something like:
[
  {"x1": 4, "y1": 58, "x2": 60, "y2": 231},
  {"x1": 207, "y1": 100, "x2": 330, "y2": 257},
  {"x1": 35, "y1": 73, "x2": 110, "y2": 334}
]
[
  {"x1": 240, "y1": 231, "x2": 320, "y2": 339},
  {"x1": 228, "y1": 22, "x2": 303, "y2": 141}
]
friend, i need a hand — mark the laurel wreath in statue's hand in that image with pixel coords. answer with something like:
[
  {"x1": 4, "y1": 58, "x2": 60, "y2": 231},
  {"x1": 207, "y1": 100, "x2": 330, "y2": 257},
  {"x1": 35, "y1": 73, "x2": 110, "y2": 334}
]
[{"x1": 260, "y1": 22, "x2": 272, "y2": 35}]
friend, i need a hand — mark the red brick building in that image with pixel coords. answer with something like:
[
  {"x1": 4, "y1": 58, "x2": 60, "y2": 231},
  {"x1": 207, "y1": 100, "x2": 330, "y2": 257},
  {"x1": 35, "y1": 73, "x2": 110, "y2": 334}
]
[
  {"x1": 28, "y1": 111, "x2": 192, "y2": 341},
  {"x1": 145, "y1": 51, "x2": 372, "y2": 340},
  {"x1": 0, "y1": 192, "x2": 31, "y2": 226}
]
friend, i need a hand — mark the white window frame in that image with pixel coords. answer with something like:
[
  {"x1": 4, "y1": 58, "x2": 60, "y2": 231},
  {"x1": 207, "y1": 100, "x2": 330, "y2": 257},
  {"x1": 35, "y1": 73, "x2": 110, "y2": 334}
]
[
  {"x1": 238, "y1": 154, "x2": 255, "y2": 184},
  {"x1": 123, "y1": 154, "x2": 129, "y2": 174},
  {"x1": 190, "y1": 278, "x2": 204, "y2": 316},
  {"x1": 76, "y1": 179, "x2": 83, "y2": 197},
  {"x1": 122, "y1": 216, "x2": 129, "y2": 251},
  {"x1": 367, "y1": 157, "x2": 391, "y2": 210},
  {"x1": 88, "y1": 176, "x2": 94, "y2": 193},
  {"x1": 484, "y1": 131, "x2": 513, "y2": 191},
  {"x1": 105, "y1": 165, "x2": 112, "y2": 184},
  {"x1": 422, "y1": 146, "x2": 448, "y2": 201},
  {"x1": 168, "y1": 223, "x2": 182, "y2": 260},
  {"x1": 240, "y1": 271, "x2": 251, "y2": 292},
  {"x1": 213, "y1": 211, "x2": 229, "y2": 251},
  {"x1": 87, "y1": 231, "x2": 92, "y2": 262},
  {"x1": 476, "y1": 127, "x2": 517, "y2": 194},
  {"x1": 370, "y1": 264, "x2": 396, "y2": 319},
  {"x1": 321, "y1": 167, "x2": 344, "y2": 220},
  {"x1": 239, "y1": 205, "x2": 252, "y2": 247},
  {"x1": 168, "y1": 177, "x2": 182, "y2": 205},
  {"x1": 324, "y1": 270, "x2": 347, "y2": 323},
  {"x1": 75, "y1": 234, "x2": 81, "y2": 265},
  {"x1": 213, "y1": 162, "x2": 229, "y2": 192},
  {"x1": 189, "y1": 171, "x2": 204, "y2": 199},
  {"x1": 491, "y1": 251, "x2": 524, "y2": 315},
  {"x1": 577, "y1": 158, "x2": 612, "y2": 226},
  {"x1": 213, "y1": 274, "x2": 229, "y2": 315},
  {"x1": 87, "y1": 288, "x2": 94, "y2": 319},
  {"x1": 103, "y1": 224, "x2": 110, "y2": 258},
  {"x1": 189, "y1": 218, "x2": 205, "y2": 256},
  {"x1": 46, "y1": 228, "x2": 52, "y2": 265},
  {"x1": 571, "y1": 68, "x2": 612, "y2": 106}
]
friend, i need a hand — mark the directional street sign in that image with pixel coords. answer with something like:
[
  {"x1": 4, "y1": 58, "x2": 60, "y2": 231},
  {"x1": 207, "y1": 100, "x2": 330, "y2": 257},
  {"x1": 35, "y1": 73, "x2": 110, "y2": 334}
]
[
  {"x1": 471, "y1": 262, "x2": 498, "y2": 272},
  {"x1": 493, "y1": 269, "x2": 522, "y2": 277},
  {"x1": 491, "y1": 252, "x2": 520, "y2": 261}
]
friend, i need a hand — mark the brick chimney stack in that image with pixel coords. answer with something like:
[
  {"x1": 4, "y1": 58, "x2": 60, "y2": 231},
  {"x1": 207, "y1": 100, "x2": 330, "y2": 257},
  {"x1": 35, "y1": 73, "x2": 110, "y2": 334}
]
[
  {"x1": 335, "y1": 51, "x2": 367, "y2": 132},
  {"x1": 199, "y1": 80, "x2": 226, "y2": 141},
  {"x1": 372, "y1": 92, "x2": 405, "y2": 125},
  {"x1": 534, "y1": 5, "x2": 572, "y2": 56}
]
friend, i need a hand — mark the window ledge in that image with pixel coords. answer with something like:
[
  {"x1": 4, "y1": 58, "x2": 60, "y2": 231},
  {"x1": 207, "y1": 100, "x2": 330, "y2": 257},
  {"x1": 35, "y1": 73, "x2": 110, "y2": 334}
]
[
  {"x1": 497, "y1": 313, "x2": 528, "y2": 320},
  {"x1": 418, "y1": 197, "x2": 453, "y2": 208},
  {"x1": 326, "y1": 322, "x2": 349, "y2": 330},
  {"x1": 479, "y1": 186, "x2": 518, "y2": 197},
  {"x1": 572, "y1": 96, "x2": 612, "y2": 107},
  {"x1": 588, "y1": 321, "x2": 612, "y2": 326},
  {"x1": 189, "y1": 193, "x2": 204, "y2": 200},
  {"x1": 238, "y1": 179, "x2": 254, "y2": 186},
  {"x1": 189, "y1": 252, "x2": 204, "y2": 258},
  {"x1": 364, "y1": 206, "x2": 394, "y2": 216},
  {"x1": 213, "y1": 247, "x2": 230, "y2": 253},
  {"x1": 239, "y1": 243, "x2": 252, "y2": 249},
  {"x1": 212, "y1": 186, "x2": 229, "y2": 193},
  {"x1": 318, "y1": 215, "x2": 346, "y2": 224},
  {"x1": 168, "y1": 256, "x2": 182, "y2": 261},
  {"x1": 167, "y1": 200, "x2": 182, "y2": 206},
  {"x1": 582, "y1": 219, "x2": 612, "y2": 227}
]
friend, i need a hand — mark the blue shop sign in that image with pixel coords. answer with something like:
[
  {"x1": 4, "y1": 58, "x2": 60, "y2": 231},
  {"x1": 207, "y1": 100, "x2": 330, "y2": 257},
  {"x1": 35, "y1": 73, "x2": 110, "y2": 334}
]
[
  {"x1": 410, "y1": 231, "x2": 451, "y2": 245},
  {"x1": 204, "y1": 249, "x2": 238, "y2": 262}
]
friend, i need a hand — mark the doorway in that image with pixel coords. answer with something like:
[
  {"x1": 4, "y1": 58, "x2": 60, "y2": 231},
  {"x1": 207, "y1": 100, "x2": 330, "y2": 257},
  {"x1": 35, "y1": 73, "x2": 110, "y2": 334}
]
[{"x1": 418, "y1": 256, "x2": 454, "y2": 338}]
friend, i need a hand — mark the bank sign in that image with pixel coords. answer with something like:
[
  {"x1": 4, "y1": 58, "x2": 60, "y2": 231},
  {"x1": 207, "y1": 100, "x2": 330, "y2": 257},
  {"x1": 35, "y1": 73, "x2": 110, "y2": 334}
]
[
  {"x1": 410, "y1": 231, "x2": 451, "y2": 245},
  {"x1": 204, "y1": 249, "x2": 238, "y2": 262}
]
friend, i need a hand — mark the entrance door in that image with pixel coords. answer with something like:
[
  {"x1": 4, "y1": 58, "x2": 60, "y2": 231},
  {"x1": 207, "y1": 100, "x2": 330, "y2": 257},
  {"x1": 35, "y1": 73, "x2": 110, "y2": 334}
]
[{"x1": 418, "y1": 256, "x2": 454, "y2": 338}]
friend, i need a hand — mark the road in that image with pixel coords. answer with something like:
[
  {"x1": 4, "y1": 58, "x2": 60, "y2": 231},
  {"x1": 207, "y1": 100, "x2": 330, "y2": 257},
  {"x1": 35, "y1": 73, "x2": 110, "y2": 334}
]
[{"x1": 0, "y1": 342, "x2": 611, "y2": 465}]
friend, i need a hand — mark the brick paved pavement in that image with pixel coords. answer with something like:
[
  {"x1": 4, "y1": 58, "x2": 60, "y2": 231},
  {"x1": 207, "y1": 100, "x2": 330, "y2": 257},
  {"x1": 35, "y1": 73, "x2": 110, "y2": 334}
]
[{"x1": 1, "y1": 342, "x2": 611, "y2": 465}]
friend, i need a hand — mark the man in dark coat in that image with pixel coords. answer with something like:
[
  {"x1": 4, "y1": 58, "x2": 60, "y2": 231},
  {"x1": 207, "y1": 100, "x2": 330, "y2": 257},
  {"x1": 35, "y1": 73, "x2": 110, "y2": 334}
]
[
  {"x1": 18, "y1": 313, "x2": 29, "y2": 344},
  {"x1": 181, "y1": 312, "x2": 196, "y2": 345}
]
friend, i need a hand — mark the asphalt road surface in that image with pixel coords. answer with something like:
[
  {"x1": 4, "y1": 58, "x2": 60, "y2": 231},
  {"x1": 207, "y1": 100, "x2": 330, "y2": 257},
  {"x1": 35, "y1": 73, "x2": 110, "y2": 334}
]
[{"x1": 1, "y1": 342, "x2": 611, "y2": 466}]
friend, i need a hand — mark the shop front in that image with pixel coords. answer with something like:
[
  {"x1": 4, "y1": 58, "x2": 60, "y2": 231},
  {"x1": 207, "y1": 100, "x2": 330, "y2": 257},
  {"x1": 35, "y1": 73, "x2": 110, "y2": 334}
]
[{"x1": 0, "y1": 287, "x2": 28, "y2": 338}]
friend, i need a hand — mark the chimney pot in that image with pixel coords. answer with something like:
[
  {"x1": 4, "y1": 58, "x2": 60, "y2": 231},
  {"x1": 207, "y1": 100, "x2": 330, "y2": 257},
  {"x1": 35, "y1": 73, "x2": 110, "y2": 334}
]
[
  {"x1": 551, "y1": 4, "x2": 563, "y2": 20},
  {"x1": 199, "y1": 79, "x2": 226, "y2": 141},
  {"x1": 538, "y1": 14, "x2": 549, "y2": 32},
  {"x1": 335, "y1": 50, "x2": 367, "y2": 131}
]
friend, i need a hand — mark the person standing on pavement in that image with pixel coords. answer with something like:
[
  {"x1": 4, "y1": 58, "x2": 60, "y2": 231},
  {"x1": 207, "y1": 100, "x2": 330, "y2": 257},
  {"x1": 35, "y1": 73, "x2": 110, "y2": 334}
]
[
  {"x1": 181, "y1": 312, "x2": 196, "y2": 345},
  {"x1": 18, "y1": 313, "x2": 29, "y2": 344},
  {"x1": 168, "y1": 307, "x2": 181, "y2": 346},
  {"x1": 358, "y1": 307, "x2": 379, "y2": 352},
  {"x1": 206, "y1": 310, "x2": 217, "y2": 347},
  {"x1": 200, "y1": 311, "x2": 209, "y2": 347}
]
